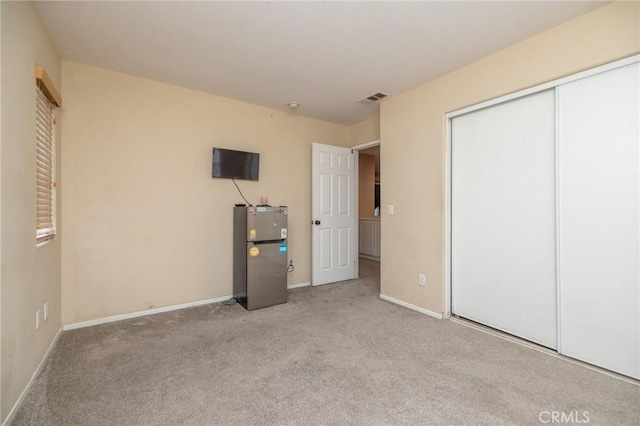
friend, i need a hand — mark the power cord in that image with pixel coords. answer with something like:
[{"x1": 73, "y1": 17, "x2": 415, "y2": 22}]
[
  {"x1": 231, "y1": 178, "x2": 251, "y2": 205},
  {"x1": 287, "y1": 260, "x2": 295, "y2": 273},
  {"x1": 222, "y1": 298, "x2": 237, "y2": 306}
]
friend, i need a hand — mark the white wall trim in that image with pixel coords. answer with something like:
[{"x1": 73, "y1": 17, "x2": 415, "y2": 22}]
[
  {"x1": 3, "y1": 327, "x2": 63, "y2": 426},
  {"x1": 288, "y1": 281, "x2": 311, "y2": 289},
  {"x1": 352, "y1": 139, "x2": 381, "y2": 281},
  {"x1": 351, "y1": 139, "x2": 380, "y2": 151},
  {"x1": 443, "y1": 117, "x2": 452, "y2": 319},
  {"x1": 446, "y1": 54, "x2": 639, "y2": 119},
  {"x1": 62, "y1": 285, "x2": 313, "y2": 330},
  {"x1": 380, "y1": 294, "x2": 443, "y2": 320},
  {"x1": 62, "y1": 295, "x2": 232, "y2": 331}
]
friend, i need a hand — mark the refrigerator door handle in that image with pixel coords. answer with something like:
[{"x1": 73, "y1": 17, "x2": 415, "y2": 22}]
[{"x1": 252, "y1": 239, "x2": 285, "y2": 245}]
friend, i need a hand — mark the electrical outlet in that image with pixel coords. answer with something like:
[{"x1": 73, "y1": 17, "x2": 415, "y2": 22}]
[
  {"x1": 419, "y1": 274, "x2": 426, "y2": 286},
  {"x1": 388, "y1": 204, "x2": 395, "y2": 215},
  {"x1": 44, "y1": 302, "x2": 48, "y2": 321},
  {"x1": 36, "y1": 310, "x2": 41, "y2": 331}
]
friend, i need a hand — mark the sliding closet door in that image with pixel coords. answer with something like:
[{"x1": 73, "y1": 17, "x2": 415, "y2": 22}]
[
  {"x1": 452, "y1": 90, "x2": 557, "y2": 348},
  {"x1": 558, "y1": 63, "x2": 640, "y2": 379}
]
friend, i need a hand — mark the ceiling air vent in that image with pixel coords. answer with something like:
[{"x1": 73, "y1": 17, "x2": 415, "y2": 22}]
[{"x1": 359, "y1": 91, "x2": 389, "y2": 105}]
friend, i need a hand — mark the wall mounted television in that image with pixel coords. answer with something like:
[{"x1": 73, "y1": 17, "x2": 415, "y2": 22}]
[{"x1": 212, "y1": 148, "x2": 259, "y2": 181}]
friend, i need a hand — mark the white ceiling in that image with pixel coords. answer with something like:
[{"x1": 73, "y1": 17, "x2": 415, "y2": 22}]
[{"x1": 36, "y1": 1, "x2": 606, "y2": 125}]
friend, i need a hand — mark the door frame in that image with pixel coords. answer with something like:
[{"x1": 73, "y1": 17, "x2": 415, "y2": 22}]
[
  {"x1": 443, "y1": 54, "x2": 640, "y2": 321},
  {"x1": 352, "y1": 139, "x2": 380, "y2": 279}
]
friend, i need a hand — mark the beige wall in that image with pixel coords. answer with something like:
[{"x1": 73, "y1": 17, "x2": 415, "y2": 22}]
[
  {"x1": 358, "y1": 154, "x2": 376, "y2": 219},
  {"x1": 61, "y1": 62, "x2": 350, "y2": 324},
  {"x1": 0, "y1": 1, "x2": 62, "y2": 421},
  {"x1": 360, "y1": 145, "x2": 380, "y2": 182},
  {"x1": 380, "y1": 2, "x2": 640, "y2": 315},
  {"x1": 349, "y1": 115, "x2": 380, "y2": 146}
]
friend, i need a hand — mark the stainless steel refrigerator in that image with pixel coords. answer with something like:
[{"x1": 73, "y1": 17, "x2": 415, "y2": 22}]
[{"x1": 233, "y1": 206, "x2": 288, "y2": 310}]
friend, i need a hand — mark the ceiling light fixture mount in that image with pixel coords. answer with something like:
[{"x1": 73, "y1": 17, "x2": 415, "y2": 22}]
[{"x1": 287, "y1": 101, "x2": 300, "y2": 110}]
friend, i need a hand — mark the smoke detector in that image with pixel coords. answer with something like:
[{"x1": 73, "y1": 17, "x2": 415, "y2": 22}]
[
  {"x1": 358, "y1": 91, "x2": 389, "y2": 105},
  {"x1": 287, "y1": 101, "x2": 300, "y2": 110}
]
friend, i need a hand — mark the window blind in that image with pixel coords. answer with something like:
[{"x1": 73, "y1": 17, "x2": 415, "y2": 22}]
[{"x1": 36, "y1": 84, "x2": 55, "y2": 243}]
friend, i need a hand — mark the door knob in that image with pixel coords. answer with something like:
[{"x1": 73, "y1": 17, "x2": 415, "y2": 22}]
[{"x1": 314, "y1": 220, "x2": 321, "y2": 225}]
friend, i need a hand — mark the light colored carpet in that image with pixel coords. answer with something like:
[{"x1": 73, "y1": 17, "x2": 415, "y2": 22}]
[{"x1": 13, "y1": 260, "x2": 640, "y2": 425}]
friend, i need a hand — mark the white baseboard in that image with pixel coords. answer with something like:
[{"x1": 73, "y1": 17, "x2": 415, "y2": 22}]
[
  {"x1": 288, "y1": 281, "x2": 311, "y2": 289},
  {"x1": 63, "y1": 295, "x2": 233, "y2": 331},
  {"x1": 3, "y1": 327, "x2": 63, "y2": 426},
  {"x1": 64, "y1": 284, "x2": 312, "y2": 331},
  {"x1": 379, "y1": 294, "x2": 443, "y2": 320}
]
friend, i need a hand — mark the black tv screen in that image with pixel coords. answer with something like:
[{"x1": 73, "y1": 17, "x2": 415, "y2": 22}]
[{"x1": 212, "y1": 148, "x2": 259, "y2": 181}]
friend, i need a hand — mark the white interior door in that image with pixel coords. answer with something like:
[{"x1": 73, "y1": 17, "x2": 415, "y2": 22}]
[
  {"x1": 558, "y1": 63, "x2": 640, "y2": 379},
  {"x1": 312, "y1": 143, "x2": 355, "y2": 286},
  {"x1": 451, "y1": 90, "x2": 558, "y2": 349}
]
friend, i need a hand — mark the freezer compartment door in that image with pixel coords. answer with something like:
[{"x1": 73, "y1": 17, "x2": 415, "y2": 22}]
[
  {"x1": 247, "y1": 207, "x2": 288, "y2": 241},
  {"x1": 246, "y1": 242, "x2": 288, "y2": 310}
]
